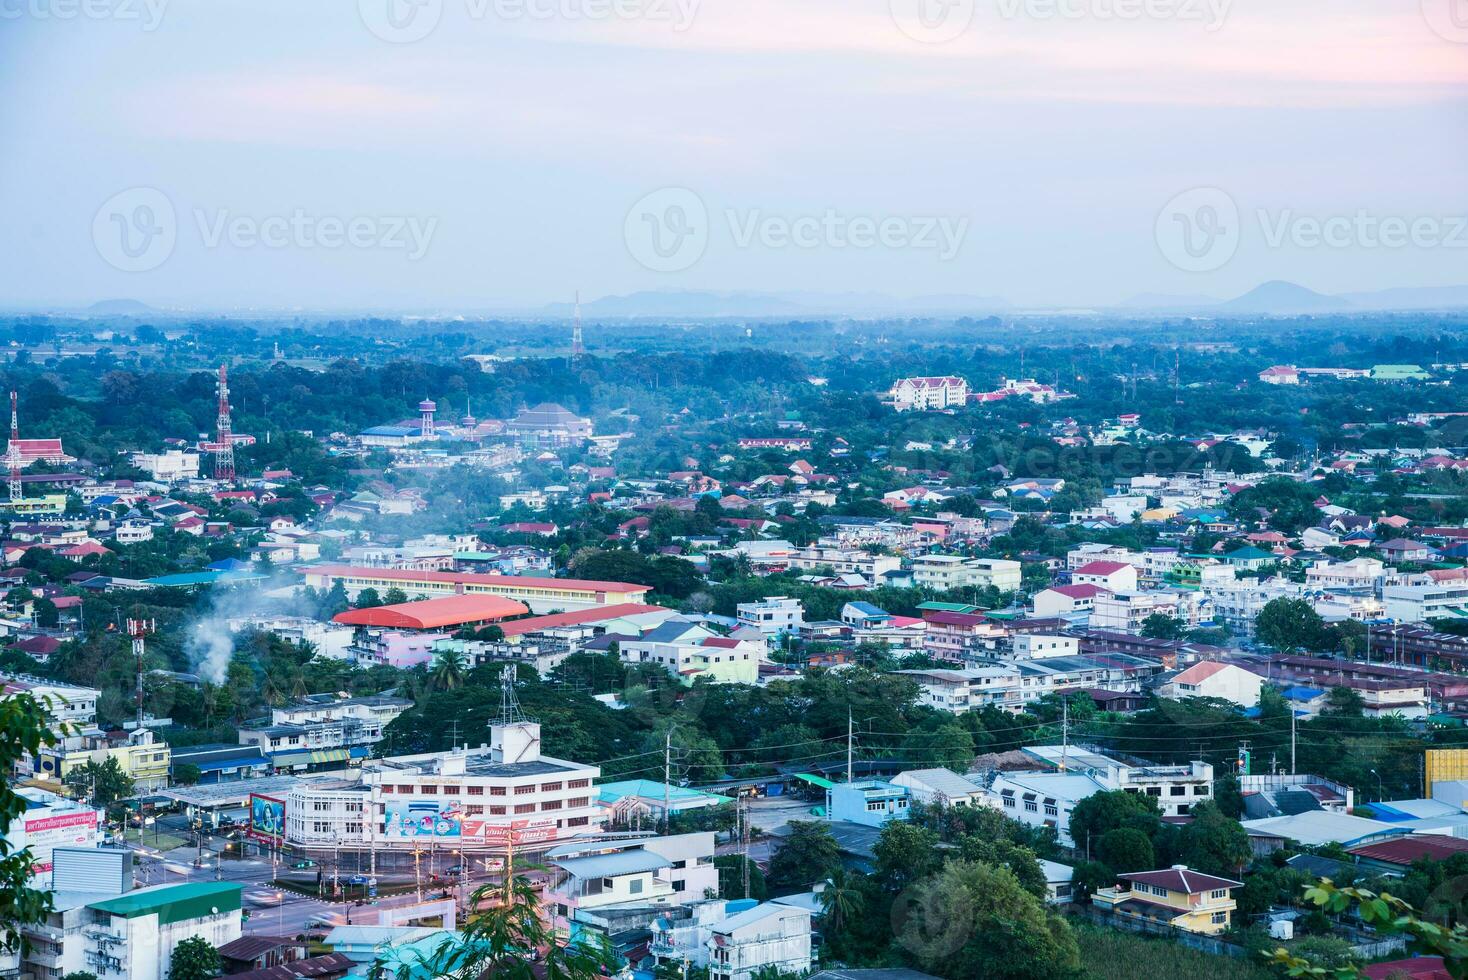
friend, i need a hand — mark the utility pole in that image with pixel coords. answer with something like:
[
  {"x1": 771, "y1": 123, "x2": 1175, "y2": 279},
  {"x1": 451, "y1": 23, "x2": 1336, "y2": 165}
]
[
  {"x1": 664, "y1": 727, "x2": 674, "y2": 835},
  {"x1": 846, "y1": 708, "x2": 854, "y2": 782},
  {"x1": 1290, "y1": 707, "x2": 1297, "y2": 775},
  {"x1": 1063, "y1": 698, "x2": 1071, "y2": 763}
]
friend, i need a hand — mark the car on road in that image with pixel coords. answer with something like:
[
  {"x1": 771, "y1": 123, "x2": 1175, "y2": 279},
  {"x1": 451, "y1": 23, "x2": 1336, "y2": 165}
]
[
  {"x1": 305, "y1": 912, "x2": 347, "y2": 929},
  {"x1": 245, "y1": 890, "x2": 284, "y2": 907},
  {"x1": 445, "y1": 864, "x2": 466, "y2": 876},
  {"x1": 163, "y1": 862, "x2": 192, "y2": 876}
]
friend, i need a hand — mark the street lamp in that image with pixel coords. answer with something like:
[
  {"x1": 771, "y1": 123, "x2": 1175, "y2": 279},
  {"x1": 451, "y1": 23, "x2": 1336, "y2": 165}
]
[{"x1": 1369, "y1": 768, "x2": 1384, "y2": 801}]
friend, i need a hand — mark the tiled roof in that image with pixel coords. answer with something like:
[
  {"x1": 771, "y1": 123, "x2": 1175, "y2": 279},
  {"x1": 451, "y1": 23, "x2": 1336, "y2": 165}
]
[
  {"x1": 1074, "y1": 560, "x2": 1131, "y2": 575},
  {"x1": 1120, "y1": 866, "x2": 1242, "y2": 894},
  {"x1": 1348, "y1": 834, "x2": 1468, "y2": 865}
]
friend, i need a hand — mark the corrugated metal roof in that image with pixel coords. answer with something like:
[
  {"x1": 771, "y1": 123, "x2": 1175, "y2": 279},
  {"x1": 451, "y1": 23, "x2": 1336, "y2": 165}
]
[
  {"x1": 553, "y1": 847, "x2": 670, "y2": 879},
  {"x1": 333, "y1": 593, "x2": 529, "y2": 629},
  {"x1": 89, "y1": 881, "x2": 241, "y2": 925}
]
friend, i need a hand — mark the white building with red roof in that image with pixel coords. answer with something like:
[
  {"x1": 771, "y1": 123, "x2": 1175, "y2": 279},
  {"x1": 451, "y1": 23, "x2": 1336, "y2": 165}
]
[
  {"x1": 1032, "y1": 583, "x2": 1112, "y2": 619},
  {"x1": 888, "y1": 376, "x2": 969, "y2": 412},
  {"x1": 1161, "y1": 661, "x2": 1266, "y2": 707},
  {"x1": 1071, "y1": 560, "x2": 1138, "y2": 592},
  {"x1": 1258, "y1": 365, "x2": 1301, "y2": 385}
]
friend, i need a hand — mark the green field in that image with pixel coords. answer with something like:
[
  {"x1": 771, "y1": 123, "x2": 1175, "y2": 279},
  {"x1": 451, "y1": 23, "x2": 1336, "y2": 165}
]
[{"x1": 1074, "y1": 925, "x2": 1276, "y2": 980}]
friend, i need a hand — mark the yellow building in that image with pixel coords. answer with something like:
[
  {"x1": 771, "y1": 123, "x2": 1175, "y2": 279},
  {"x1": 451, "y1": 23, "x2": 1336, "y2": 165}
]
[
  {"x1": 1426, "y1": 749, "x2": 1468, "y2": 799},
  {"x1": 42, "y1": 729, "x2": 172, "y2": 794},
  {"x1": 0, "y1": 493, "x2": 68, "y2": 516},
  {"x1": 1092, "y1": 865, "x2": 1242, "y2": 936}
]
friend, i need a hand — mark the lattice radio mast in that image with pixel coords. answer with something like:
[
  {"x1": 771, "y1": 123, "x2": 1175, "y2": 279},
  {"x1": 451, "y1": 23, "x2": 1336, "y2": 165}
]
[{"x1": 214, "y1": 364, "x2": 235, "y2": 482}]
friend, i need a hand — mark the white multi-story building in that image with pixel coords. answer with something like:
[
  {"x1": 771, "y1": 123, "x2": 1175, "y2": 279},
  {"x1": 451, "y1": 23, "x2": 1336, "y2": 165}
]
[
  {"x1": 239, "y1": 694, "x2": 412, "y2": 764},
  {"x1": 619, "y1": 619, "x2": 766, "y2": 686},
  {"x1": 786, "y1": 546, "x2": 901, "y2": 580},
  {"x1": 1384, "y1": 582, "x2": 1468, "y2": 624},
  {"x1": 5, "y1": 789, "x2": 101, "y2": 887},
  {"x1": 707, "y1": 903, "x2": 812, "y2": 980},
  {"x1": 990, "y1": 747, "x2": 1213, "y2": 845},
  {"x1": 900, "y1": 665, "x2": 1026, "y2": 714},
  {"x1": 546, "y1": 832, "x2": 719, "y2": 937},
  {"x1": 1012, "y1": 634, "x2": 1079, "y2": 660},
  {"x1": 1, "y1": 674, "x2": 99, "y2": 729},
  {"x1": 1204, "y1": 577, "x2": 1302, "y2": 638},
  {"x1": 647, "y1": 900, "x2": 813, "y2": 980},
  {"x1": 77, "y1": 881, "x2": 243, "y2": 980},
  {"x1": 911, "y1": 555, "x2": 1022, "y2": 593},
  {"x1": 888, "y1": 376, "x2": 969, "y2": 412},
  {"x1": 279, "y1": 720, "x2": 604, "y2": 854},
  {"x1": 1306, "y1": 557, "x2": 1386, "y2": 593},
  {"x1": 1089, "y1": 590, "x2": 1182, "y2": 633},
  {"x1": 226, "y1": 614, "x2": 357, "y2": 660},
  {"x1": 129, "y1": 450, "x2": 201, "y2": 483},
  {"x1": 735, "y1": 596, "x2": 804, "y2": 635}
]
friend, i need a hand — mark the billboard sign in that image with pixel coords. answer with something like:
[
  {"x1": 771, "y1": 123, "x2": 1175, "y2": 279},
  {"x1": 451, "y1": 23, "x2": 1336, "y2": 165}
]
[
  {"x1": 480, "y1": 818, "x2": 558, "y2": 847},
  {"x1": 249, "y1": 794, "x2": 286, "y2": 842},
  {"x1": 24, "y1": 808, "x2": 99, "y2": 875},
  {"x1": 384, "y1": 800, "x2": 463, "y2": 840}
]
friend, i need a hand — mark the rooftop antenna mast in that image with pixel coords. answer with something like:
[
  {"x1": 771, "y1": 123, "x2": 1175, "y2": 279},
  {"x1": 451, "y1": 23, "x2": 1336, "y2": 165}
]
[
  {"x1": 214, "y1": 364, "x2": 235, "y2": 482},
  {"x1": 497, "y1": 665, "x2": 528, "y2": 725},
  {"x1": 5, "y1": 391, "x2": 21, "y2": 505},
  {"x1": 127, "y1": 618, "x2": 156, "y2": 730},
  {"x1": 572, "y1": 291, "x2": 585, "y2": 361}
]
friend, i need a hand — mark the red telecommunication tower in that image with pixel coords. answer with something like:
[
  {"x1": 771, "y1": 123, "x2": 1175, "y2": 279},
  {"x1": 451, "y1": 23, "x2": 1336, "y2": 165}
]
[{"x1": 214, "y1": 364, "x2": 235, "y2": 482}]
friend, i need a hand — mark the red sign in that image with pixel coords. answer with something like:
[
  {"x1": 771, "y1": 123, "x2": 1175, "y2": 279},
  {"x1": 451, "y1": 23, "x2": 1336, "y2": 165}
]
[{"x1": 476, "y1": 819, "x2": 558, "y2": 846}]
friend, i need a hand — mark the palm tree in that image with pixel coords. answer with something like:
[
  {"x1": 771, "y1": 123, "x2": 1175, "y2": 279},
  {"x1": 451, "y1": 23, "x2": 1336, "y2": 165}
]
[
  {"x1": 378, "y1": 876, "x2": 611, "y2": 980},
  {"x1": 820, "y1": 867, "x2": 866, "y2": 937},
  {"x1": 430, "y1": 648, "x2": 469, "y2": 691}
]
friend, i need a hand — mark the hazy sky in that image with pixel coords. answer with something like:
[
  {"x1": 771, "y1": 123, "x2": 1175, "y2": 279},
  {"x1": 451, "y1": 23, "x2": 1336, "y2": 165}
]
[{"x1": 1, "y1": 0, "x2": 1465, "y2": 312}]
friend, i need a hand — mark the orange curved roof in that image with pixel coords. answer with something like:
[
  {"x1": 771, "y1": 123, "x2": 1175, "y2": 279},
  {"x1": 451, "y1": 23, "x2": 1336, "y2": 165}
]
[{"x1": 333, "y1": 594, "x2": 529, "y2": 630}]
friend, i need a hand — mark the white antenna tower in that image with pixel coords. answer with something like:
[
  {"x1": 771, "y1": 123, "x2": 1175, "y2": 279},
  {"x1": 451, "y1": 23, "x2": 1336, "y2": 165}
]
[
  {"x1": 498, "y1": 665, "x2": 529, "y2": 725},
  {"x1": 572, "y1": 291, "x2": 585, "y2": 360}
]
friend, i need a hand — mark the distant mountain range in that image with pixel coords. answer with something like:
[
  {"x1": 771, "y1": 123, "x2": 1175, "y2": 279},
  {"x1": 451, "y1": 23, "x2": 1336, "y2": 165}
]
[
  {"x1": 541, "y1": 290, "x2": 1010, "y2": 319},
  {"x1": 1117, "y1": 281, "x2": 1468, "y2": 315},
  {"x1": 84, "y1": 298, "x2": 158, "y2": 316},
  {"x1": 63, "y1": 282, "x2": 1468, "y2": 320}
]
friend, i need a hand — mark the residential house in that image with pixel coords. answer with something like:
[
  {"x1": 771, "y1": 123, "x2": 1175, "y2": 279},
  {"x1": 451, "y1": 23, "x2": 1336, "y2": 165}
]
[
  {"x1": 619, "y1": 619, "x2": 765, "y2": 685},
  {"x1": 1091, "y1": 866, "x2": 1242, "y2": 936},
  {"x1": 1161, "y1": 662, "x2": 1266, "y2": 708},
  {"x1": 1071, "y1": 560, "x2": 1138, "y2": 592}
]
